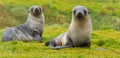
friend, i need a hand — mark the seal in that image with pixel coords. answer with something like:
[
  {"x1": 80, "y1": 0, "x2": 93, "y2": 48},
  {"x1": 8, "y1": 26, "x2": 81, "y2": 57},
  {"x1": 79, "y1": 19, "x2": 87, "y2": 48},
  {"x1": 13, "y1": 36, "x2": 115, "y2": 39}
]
[
  {"x1": 2, "y1": 6, "x2": 45, "y2": 42},
  {"x1": 45, "y1": 6, "x2": 92, "y2": 49}
]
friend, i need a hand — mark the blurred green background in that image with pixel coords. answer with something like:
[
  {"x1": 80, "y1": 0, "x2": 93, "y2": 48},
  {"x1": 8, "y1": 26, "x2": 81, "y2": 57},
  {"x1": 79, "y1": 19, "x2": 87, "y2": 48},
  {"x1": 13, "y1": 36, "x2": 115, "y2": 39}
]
[{"x1": 0, "y1": 0, "x2": 120, "y2": 30}]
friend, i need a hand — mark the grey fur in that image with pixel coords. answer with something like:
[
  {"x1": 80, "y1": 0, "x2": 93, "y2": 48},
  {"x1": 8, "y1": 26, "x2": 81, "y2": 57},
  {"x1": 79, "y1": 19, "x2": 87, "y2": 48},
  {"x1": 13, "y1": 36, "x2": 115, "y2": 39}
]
[
  {"x1": 2, "y1": 6, "x2": 45, "y2": 42},
  {"x1": 45, "y1": 6, "x2": 92, "y2": 49}
]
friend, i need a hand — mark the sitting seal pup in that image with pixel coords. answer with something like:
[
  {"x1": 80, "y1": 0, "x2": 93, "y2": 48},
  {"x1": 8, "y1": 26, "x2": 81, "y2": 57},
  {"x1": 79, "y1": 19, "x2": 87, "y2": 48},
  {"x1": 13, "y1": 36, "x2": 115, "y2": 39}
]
[
  {"x1": 45, "y1": 6, "x2": 92, "y2": 49},
  {"x1": 2, "y1": 6, "x2": 45, "y2": 42}
]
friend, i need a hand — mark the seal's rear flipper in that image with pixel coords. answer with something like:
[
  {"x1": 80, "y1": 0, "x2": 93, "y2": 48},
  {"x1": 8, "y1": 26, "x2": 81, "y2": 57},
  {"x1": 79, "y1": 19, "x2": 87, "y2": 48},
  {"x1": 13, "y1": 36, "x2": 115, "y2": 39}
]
[
  {"x1": 52, "y1": 45, "x2": 72, "y2": 50},
  {"x1": 2, "y1": 28, "x2": 14, "y2": 42}
]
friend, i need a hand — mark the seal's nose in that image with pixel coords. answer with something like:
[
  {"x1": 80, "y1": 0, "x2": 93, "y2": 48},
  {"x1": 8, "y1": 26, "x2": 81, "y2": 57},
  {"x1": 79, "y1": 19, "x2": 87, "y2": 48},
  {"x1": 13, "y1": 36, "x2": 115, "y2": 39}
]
[
  {"x1": 35, "y1": 8, "x2": 39, "y2": 13},
  {"x1": 78, "y1": 12, "x2": 82, "y2": 16},
  {"x1": 77, "y1": 12, "x2": 83, "y2": 19}
]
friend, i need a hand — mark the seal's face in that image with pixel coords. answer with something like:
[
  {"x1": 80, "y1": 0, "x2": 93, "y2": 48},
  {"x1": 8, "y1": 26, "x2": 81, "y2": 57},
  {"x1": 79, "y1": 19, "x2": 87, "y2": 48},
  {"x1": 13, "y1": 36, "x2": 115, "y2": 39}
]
[
  {"x1": 29, "y1": 6, "x2": 42, "y2": 16},
  {"x1": 72, "y1": 6, "x2": 89, "y2": 19}
]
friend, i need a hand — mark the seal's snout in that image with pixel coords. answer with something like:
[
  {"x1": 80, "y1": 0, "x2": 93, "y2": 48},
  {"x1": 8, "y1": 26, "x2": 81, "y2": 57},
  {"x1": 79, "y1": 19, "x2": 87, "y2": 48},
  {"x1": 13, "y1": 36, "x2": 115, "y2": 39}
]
[
  {"x1": 77, "y1": 12, "x2": 84, "y2": 19},
  {"x1": 34, "y1": 8, "x2": 41, "y2": 15},
  {"x1": 78, "y1": 12, "x2": 82, "y2": 15},
  {"x1": 77, "y1": 12, "x2": 82, "y2": 17},
  {"x1": 35, "y1": 8, "x2": 39, "y2": 13}
]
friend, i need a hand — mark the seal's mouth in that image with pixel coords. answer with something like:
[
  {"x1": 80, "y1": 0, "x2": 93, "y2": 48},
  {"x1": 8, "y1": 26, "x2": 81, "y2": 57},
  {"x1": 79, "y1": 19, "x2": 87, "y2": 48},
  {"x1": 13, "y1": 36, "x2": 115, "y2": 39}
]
[
  {"x1": 32, "y1": 8, "x2": 41, "y2": 16},
  {"x1": 76, "y1": 12, "x2": 84, "y2": 19},
  {"x1": 77, "y1": 12, "x2": 84, "y2": 19}
]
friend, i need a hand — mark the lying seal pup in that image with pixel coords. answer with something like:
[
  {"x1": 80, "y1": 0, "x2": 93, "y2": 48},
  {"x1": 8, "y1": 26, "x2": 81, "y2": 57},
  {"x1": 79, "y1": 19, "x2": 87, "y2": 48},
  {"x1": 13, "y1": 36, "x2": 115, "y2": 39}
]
[
  {"x1": 45, "y1": 6, "x2": 92, "y2": 49},
  {"x1": 2, "y1": 6, "x2": 45, "y2": 42}
]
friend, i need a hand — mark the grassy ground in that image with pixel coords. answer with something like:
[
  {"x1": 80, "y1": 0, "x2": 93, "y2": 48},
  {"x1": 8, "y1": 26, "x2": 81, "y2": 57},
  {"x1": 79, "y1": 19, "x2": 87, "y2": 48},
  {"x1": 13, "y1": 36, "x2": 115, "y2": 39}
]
[
  {"x1": 0, "y1": 25, "x2": 120, "y2": 58},
  {"x1": 0, "y1": 0, "x2": 120, "y2": 58}
]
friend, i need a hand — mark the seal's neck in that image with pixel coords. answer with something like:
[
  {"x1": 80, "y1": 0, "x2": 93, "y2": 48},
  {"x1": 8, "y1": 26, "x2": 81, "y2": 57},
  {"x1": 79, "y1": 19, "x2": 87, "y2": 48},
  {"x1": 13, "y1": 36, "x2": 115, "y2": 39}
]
[
  {"x1": 26, "y1": 13, "x2": 45, "y2": 24},
  {"x1": 27, "y1": 13, "x2": 44, "y2": 22},
  {"x1": 26, "y1": 13, "x2": 44, "y2": 30}
]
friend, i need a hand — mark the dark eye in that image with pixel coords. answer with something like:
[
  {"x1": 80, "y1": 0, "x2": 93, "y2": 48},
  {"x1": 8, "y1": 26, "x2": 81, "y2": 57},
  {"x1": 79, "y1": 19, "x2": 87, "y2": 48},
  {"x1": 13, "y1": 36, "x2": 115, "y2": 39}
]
[
  {"x1": 73, "y1": 10, "x2": 76, "y2": 15},
  {"x1": 28, "y1": 7, "x2": 33, "y2": 13},
  {"x1": 84, "y1": 10, "x2": 87, "y2": 15}
]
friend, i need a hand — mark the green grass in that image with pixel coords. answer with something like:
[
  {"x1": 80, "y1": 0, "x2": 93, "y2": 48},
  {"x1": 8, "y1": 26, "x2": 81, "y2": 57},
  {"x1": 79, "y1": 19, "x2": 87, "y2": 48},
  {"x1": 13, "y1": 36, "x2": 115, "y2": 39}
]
[
  {"x1": 0, "y1": 25, "x2": 120, "y2": 58},
  {"x1": 0, "y1": 0, "x2": 120, "y2": 58}
]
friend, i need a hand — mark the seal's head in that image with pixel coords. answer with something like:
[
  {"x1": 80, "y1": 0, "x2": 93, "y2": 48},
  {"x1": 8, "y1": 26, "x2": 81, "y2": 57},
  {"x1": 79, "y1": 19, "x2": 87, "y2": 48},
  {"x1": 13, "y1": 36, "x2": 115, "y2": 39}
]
[
  {"x1": 29, "y1": 6, "x2": 42, "y2": 16},
  {"x1": 72, "y1": 6, "x2": 89, "y2": 19}
]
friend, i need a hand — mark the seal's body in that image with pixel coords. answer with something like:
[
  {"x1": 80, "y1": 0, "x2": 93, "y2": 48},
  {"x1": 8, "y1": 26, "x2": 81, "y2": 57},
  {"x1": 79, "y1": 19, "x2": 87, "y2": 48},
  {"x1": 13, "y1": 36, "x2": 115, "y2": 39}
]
[{"x1": 2, "y1": 6, "x2": 45, "y2": 42}]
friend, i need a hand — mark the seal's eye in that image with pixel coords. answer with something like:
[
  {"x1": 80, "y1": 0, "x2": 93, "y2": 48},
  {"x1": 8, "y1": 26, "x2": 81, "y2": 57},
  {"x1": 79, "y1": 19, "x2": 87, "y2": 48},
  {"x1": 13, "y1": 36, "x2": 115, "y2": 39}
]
[
  {"x1": 28, "y1": 7, "x2": 34, "y2": 13},
  {"x1": 31, "y1": 8, "x2": 34, "y2": 12},
  {"x1": 73, "y1": 10, "x2": 76, "y2": 15},
  {"x1": 83, "y1": 10, "x2": 87, "y2": 15}
]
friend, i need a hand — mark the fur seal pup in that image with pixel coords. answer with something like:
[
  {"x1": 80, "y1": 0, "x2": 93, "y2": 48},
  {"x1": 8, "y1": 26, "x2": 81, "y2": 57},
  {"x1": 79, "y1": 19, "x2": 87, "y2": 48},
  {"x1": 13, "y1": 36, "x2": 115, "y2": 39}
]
[
  {"x1": 45, "y1": 6, "x2": 92, "y2": 49},
  {"x1": 2, "y1": 6, "x2": 45, "y2": 42}
]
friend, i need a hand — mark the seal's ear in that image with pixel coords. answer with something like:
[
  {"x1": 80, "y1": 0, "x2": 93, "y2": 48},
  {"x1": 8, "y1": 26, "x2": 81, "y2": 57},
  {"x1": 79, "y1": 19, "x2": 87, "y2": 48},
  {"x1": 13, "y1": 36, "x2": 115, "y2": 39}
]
[
  {"x1": 88, "y1": 11, "x2": 90, "y2": 14},
  {"x1": 28, "y1": 7, "x2": 33, "y2": 13},
  {"x1": 84, "y1": 10, "x2": 90, "y2": 15},
  {"x1": 87, "y1": 8, "x2": 91, "y2": 14}
]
